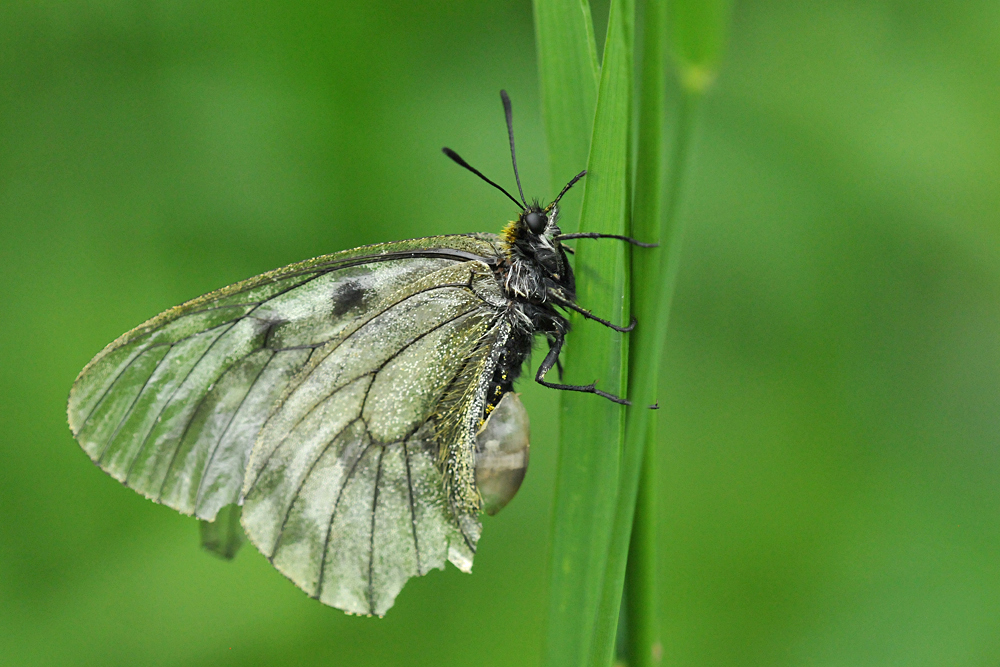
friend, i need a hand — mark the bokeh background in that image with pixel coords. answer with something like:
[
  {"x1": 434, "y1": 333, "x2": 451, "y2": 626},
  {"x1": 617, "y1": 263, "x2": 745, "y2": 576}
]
[{"x1": 2, "y1": 1, "x2": 999, "y2": 665}]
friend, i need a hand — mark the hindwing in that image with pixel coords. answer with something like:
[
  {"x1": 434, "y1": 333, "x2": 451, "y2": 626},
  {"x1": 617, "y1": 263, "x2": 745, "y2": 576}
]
[{"x1": 241, "y1": 262, "x2": 509, "y2": 614}]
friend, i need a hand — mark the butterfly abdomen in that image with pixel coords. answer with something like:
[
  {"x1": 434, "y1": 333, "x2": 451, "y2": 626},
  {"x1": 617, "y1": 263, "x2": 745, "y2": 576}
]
[{"x1": 483, "y1": 330, "x2": 530, "y2": 417}]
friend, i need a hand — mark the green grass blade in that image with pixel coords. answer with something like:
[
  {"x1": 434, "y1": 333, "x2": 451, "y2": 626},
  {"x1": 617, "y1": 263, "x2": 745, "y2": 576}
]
[
  {"x1": 542, "y1": 0, "x2": 634, "y2": 665},
  {"x1": 532, "y1": 0, "x2": 600, "y2": 232},
  {"x1": 624, "y1": 443, "x2": 661, "y2": 667},
  {"x1": 590, "y1": 1, "x2": 732, "y2": 666},
  {"x1": 619, "y1": 2, "x2": 668, "y2": 664}
]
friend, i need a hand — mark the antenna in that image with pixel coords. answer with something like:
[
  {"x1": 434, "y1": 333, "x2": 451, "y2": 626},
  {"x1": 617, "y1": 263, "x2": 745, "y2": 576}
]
[
  {"x1": 553, "y1": 169, "x2": 587, "y2": 205},
  {"x1": 442, "y1": 147, "x2": 525, "y2": 211},
  {"x1": 500, "y1": 90, "x2": 527, "y2": 207}
]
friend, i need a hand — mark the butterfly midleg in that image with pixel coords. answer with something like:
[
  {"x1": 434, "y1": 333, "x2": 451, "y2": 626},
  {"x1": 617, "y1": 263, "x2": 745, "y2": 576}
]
[
  {"x1": 554, "y1": 298, "x2": 636, "y2": 333},
  {"x1": 534, "y1": 332, "x2": 631, "y2": 405}
]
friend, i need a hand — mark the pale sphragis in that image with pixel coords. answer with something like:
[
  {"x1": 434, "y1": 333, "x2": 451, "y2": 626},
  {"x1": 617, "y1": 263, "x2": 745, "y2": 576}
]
[{"x1": 67, "y1": 90, "x2": 652, "y2": 616}]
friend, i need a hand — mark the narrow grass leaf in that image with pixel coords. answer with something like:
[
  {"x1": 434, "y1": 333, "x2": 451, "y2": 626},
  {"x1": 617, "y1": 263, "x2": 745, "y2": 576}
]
[
  {"x1": 619, "y1": 1, "x2": 668, "y2": 665},
  {"x1": 532, "y1": 0, "x2": 600, "y2": 232},
  {"x1": 542, "y1": 0, "x2": 634, "y2": 665}
]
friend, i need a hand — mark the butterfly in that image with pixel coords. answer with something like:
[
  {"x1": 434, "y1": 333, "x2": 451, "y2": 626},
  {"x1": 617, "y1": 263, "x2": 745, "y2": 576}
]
[{"x1": 67, "y1": 91, "x2": 652, "y2": 616}]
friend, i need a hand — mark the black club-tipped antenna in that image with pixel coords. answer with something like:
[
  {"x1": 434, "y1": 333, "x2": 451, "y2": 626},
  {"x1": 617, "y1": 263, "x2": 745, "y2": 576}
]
[
  {"x1": 442, "y1": 147, "x2": 525, "y2": 211},
  {"x1": 553, "y1": 169, "x2": 587, "y2": 205},
  {"x1": 500, "y1": 90, "x2": 528, "y2": 208}
]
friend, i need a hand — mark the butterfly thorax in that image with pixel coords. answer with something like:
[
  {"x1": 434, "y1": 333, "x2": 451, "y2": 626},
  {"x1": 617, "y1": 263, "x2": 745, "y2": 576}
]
[
  {"x1": 497, "y1": 202, "x2": 575, "y2": 305},
  {"x1": 482, "y1": 202, "x2": 575, "y2": 418}
]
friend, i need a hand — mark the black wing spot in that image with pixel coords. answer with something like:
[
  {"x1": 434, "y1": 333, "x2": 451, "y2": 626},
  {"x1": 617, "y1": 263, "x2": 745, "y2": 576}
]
[
  {"x1": 331, "y1": 280, "x2": 368, "y2": 318},
  {"x1": 262, "y1": 319, "x2": 288, "y2": 349}
]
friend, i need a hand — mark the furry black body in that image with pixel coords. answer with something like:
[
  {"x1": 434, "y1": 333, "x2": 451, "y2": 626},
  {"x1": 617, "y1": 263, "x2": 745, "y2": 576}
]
[{"x1": 482, "y1": 202, "x2": 577, "y2": 415}]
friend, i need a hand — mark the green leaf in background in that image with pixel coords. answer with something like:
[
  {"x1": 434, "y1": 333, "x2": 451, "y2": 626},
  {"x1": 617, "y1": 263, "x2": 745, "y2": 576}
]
[
  {"x1": 539, "y1": 0, "x2": 634, "y2": 665},
  {"x1": 669, "y1": 0, "x2": 733, "y2": 92}
]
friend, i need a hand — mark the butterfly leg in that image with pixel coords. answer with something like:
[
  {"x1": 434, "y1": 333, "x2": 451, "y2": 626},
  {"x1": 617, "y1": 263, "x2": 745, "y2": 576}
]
[
  {"x1": 535, "y1": 332, "x2": 631, "y2": 405},
  {"x1": 544, "y1": 336, "x2": 566, "y2": 380},
  {"x1": 554, "y1": 232, "x2": 658, "y2": 247},
  {"x1": 555, "y1": 298, "x2": 636, "y2": 333}
]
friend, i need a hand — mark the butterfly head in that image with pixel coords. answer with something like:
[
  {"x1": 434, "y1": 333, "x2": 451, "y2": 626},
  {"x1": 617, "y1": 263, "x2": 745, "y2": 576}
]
[
  {"x1": 503, "y1": 164, "x2": 587, "y2": 248},
  {"x1": 502, "y1": 201, "x2": 560, "y2": 247},
  {"x1": 440, "y1": 90, "x2": 584, "y2": 255}
]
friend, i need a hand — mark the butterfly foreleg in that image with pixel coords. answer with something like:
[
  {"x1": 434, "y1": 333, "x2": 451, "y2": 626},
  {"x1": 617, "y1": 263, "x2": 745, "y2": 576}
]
[{"x1": 553, "y1": 232, "x2": 657, "y2": 247}]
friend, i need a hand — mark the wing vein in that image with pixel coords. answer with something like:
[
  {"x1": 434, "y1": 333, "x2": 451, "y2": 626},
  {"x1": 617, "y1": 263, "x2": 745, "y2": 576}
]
[
  {"x1": 160, "y1": 302, "x2": 264, "y2": 319},
  {"x1": 315, "y1": 440, "x2": 374, "y2": 600},
  {"x1": 268, "y1": 415, "x2": 363, "y2": 560},
  {"x1": 402, "y1": 438, "x2": 421, "y2": 573},
  {"x1": 156, "y1": 346, "x2": 273, "y2": 501},
  {"x1": 367, "y1": 446, "x2": 387, "y2": 614},
  {"x1": 97, "y1": 345, "x2": 172, "y2": 465},
  {"x1": 119, "y1": 270, "x2": 330, "y2": 352},
  {"x1": 268, "y1": 277, "x2": 488, "y2": 355},
  {"x1": 260, "y1": 248, "x2": 495, "y2": 285},
  {"x1": 141, "y1": 318, "x2": 251, "y2": 351},
  {"x1": 128, "y1": 248, "x2": 493, "y2": 346},
  {"x1": 123, "y1": 323, "x2": 238, "y2": 485},
  {"x1": 121, "y1": 272, "x2": 329, "y2": 486},
  {"x1": 193, "y1": 349, "x2": 278, "y2": 511},
  {"x1": 246, "y1": 307, "x2": 477, "y2": 495},
  {"x1": 78, "y1": 347, "x2": 146, "y2": 434},
  {"x1": 457, "y1": 514, "x2": 477, "y2": 552}
]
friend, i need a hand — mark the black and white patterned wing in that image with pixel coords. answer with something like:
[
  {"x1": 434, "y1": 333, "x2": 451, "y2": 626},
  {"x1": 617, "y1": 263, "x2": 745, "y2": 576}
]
[{"x1": 240, "y1": 260, "x2": 510, "y2": 616}]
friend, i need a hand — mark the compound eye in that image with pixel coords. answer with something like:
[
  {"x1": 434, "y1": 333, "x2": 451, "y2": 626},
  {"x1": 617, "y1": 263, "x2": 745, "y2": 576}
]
[{"x1": 525, "y1": 210, "x2": 546, "y2": 234}]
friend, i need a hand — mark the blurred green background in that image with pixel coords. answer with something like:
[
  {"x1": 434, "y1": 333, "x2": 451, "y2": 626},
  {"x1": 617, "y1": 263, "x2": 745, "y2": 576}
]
[{"x1": 1, "y1": 1, "x2": 998, "y2": 665}]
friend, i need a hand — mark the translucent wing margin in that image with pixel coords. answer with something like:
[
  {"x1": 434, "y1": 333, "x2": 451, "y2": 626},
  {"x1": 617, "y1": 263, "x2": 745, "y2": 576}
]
[
  {"x1": 240, "y1": 262, "x2": 509, "y2": 616},
  {"x1": 67, "y1": 235, "x2": 503, "y2": 524}
]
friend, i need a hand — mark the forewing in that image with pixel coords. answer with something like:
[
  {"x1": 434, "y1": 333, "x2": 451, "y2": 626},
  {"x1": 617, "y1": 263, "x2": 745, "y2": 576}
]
[
  {"x1": 240, "y1": 262, "x2": 504, "y2": 616},
  {"x1": 67, "y1": 235, "x2": 502, "y2": 522}
]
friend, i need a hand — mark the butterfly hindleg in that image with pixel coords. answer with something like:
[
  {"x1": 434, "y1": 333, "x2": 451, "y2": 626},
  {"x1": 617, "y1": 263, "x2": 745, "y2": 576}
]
[{"x1": 534, "y1": 332, "x2": 630, "y2": 405}]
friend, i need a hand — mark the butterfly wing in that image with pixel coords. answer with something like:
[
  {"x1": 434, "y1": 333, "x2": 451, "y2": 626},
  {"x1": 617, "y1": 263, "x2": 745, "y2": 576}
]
[
  {"x1": 67, "y1": 234, "x2": 504, "y2": 528},
  {"x1": 240, "y1": 259, "x2": 511, "y2": 615}
]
